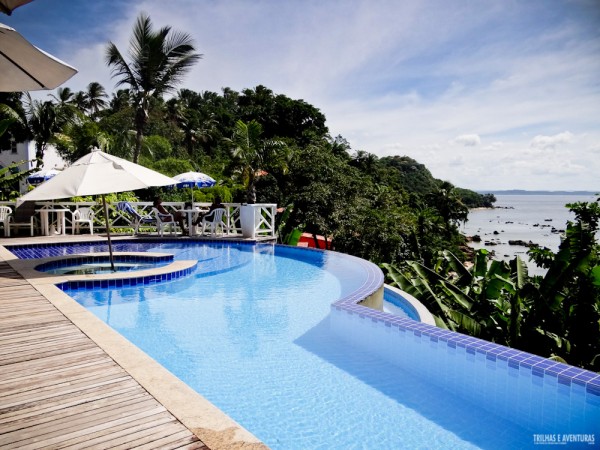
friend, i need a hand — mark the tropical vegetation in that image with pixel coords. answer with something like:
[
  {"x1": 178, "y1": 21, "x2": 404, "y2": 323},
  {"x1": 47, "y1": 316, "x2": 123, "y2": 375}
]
[
  {"x1": 1, "y1": 13, "x2": 597, "y2": 371},
  {"x1": 383, "y1": 200, "x2": 600, "y2": 371}
]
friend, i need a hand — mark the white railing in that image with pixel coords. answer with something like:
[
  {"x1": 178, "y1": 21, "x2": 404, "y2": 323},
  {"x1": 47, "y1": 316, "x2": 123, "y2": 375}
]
[
  {"x1": 239, "y1": 204, "x2": 277, "y2": 238},
  {"x1": 0, "y1": 201, "x2": 277, "y2": 239}
]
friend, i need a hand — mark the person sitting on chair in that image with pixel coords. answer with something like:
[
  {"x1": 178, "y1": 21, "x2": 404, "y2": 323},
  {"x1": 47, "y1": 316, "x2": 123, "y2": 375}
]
[
  {"x1": 193, "y1": 196, "x2": 225, "y2": 226},
  {"x1": 153, "y1": 197, "x2": 188, "y2": 235}
]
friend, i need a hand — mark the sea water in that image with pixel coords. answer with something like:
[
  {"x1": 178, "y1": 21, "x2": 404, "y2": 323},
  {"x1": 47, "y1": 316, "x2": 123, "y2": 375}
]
[{"x1": 461, "y1": 194, "x2": 598, "y2": 275}]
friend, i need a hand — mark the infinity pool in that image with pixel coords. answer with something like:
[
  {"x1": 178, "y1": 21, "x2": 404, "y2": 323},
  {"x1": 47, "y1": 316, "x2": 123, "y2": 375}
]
[{"x1": 8, "y1": 241, "x2": 598, "y2": 449}]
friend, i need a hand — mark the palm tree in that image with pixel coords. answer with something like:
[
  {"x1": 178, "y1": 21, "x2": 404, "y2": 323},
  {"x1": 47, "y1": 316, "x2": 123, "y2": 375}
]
[
  {"x1": 226, "y1": 120, "x2": 287, "y2": 203},
  {"x1": 72, "y1": 91, "x2": 87, "y2": 112},
  {"x1": 85, "y1": 82, "x2": 108, "y2": 117},
  {"x1": 109, "y1": 89, "x2": 133, "y2": 112},
  {"x1": 427, "y1": 181, "x2": 468, "y2": 238},
  {"x1": 49, "y1": 87, "x2": 75, "y2": 106},
  {"x1": 23, "y1": 93, "x2": 69, "y2": 164},
  {"x1": 105, "y1": 13, "x2": 201, "y2": 163},
  {"x1": 0, "y1": 103, "x2": 21, "y2": 138},
  {"x1": 169, "y1": 89, "x2": 218, "y2": 157}
]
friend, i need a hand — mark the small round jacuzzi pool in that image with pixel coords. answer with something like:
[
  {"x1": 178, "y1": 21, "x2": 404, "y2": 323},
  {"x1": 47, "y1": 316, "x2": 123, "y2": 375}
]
[{"x1": 35, "y1": 254, "x2": 173, "y2": 275}]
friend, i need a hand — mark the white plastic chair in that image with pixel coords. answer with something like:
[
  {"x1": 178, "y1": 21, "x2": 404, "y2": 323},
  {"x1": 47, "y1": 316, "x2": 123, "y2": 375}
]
[
  {"x1": 201, "y1": 208, "x2": 227, "y2": 236},
  {"x1": 0, "y1": 206, "x2": 11, "y2": 237},
  {"x1": 152, "y1": 207, "x2": 180, "y2": 236},
  {"x1": 72, "y1": 207, "x2": 95, "y2": 234}
]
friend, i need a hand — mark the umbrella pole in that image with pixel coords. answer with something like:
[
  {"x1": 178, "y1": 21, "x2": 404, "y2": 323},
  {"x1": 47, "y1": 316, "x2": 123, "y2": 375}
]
[{"x1": 102, "y1": 194, "x2": 115, "y2": 272}]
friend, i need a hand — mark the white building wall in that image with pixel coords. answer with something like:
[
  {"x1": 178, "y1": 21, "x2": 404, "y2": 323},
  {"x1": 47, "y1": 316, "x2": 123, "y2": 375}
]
[{"x1": 0, "y1": 141, "x2": 66, "y2": 194}]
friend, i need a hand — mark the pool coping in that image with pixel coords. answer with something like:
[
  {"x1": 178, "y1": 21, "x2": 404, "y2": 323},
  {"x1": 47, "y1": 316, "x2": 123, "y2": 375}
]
[{"x1": 0, "y1": 236, "x2": 268, "y2": 450}]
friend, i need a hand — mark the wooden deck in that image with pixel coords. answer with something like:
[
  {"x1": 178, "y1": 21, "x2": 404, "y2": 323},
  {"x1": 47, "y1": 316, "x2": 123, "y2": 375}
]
[{"x1": 0, "y1": 260, "x2": 209, "y2": 449}]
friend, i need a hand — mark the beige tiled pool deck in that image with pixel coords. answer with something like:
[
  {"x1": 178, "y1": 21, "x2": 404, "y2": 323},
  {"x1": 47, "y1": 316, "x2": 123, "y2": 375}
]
[{"x1": 0, "y1": 234, "x2": 269, "y2": 449}]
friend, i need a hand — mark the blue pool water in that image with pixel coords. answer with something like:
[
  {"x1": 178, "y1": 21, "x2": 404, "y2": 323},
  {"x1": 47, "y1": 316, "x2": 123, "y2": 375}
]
[{"x1": 7, "y1": 241, "x2": 577, "y2": 449}]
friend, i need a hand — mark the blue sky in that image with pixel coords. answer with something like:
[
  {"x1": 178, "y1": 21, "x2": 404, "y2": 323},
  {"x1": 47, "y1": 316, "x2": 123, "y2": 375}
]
[{"x1": 3, "y1": 0, "x2": 600, "y2": 191}]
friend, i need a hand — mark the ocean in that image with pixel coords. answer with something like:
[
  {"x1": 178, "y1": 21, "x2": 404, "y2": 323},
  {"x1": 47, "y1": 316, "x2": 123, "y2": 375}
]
[{"x1": 460, "y1": 194, "x2": 598, "y2": 276}]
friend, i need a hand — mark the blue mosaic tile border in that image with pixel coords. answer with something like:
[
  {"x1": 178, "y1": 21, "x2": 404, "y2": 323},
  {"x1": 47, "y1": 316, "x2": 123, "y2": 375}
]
[
  {"x1": 56, "y1": 264, "x2": 196, "y2": 291},
  {"x1": 35, "y1": 254, "x2": 174, "y2": 272},
  {"x1": 333, "y1": 305, "x2": 600, "y2": 398},
  {"x1": 6, "y1": 238, "x2": 264, "y2": 259}
]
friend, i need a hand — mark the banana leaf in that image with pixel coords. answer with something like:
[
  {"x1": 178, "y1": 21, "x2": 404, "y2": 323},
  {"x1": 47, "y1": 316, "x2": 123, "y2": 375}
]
[
  {"x1": 447, "y1": 309, "x2": 482, "y2": 336},
  {"x1": 510, "y1": 255, "x2": 529, "y2": 289}
]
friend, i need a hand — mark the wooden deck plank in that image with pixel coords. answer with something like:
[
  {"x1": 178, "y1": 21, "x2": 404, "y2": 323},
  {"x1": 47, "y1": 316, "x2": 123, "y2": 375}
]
[
  {"x1": 0, "y1": 260, "x2": 205, "y2": 449},
  {"x1": 0, "y1": 332, "x2": 92, "y2": 356},
  {"x1": 0, "y1": 397, "x2": 163, "y2": 442},
  {"x1": 0, "y1": 340, "x2": 98, "y2": 366},
  {"x1": 0, "y1": 357, "x2": 109, "y2": 389},
  {"x1": 0, "y1": 347, "x2": 107, "y2": 380},
  {"x1": 55, "y1": 414, "x2": 180, "y2": 449},
  {"x1": 0, "y1": 384, "x2": 144, "y2": 425},
  {"x1": 0, "y1": 373, "x2": 135, "y2": 409},
  {"x1": 0, "y1": 391, "x2": 152, "y2": 434},
  {"x1": 0, "y1": 362, "x2": 125, "y2": 397},
  {"x1": 0, "y1": 325, "x2": 81, "y2": 347},
  {"x1": 111, "y1": 428, "x2": 197, "y2": 450},
  {"x1": 11, "y1": 406, "x2": 170, "y2": 448}
]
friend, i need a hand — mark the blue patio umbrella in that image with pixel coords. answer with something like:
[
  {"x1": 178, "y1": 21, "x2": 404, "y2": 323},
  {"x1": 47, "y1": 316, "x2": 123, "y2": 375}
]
[
  {"x1": 27, "y1": 168, "x2": 61, "y2": 185},
  {"x1": 173, "y1": 171, "x2": 216, "y2": 188},
  {"x1": 172, "y1": 171, "x2": 216, "y2": 205}
]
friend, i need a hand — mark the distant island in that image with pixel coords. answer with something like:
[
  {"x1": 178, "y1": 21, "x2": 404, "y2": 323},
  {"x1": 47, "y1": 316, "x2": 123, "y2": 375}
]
[{"x1": 477, "y1": 190, "x2": 598, "y2": 196}]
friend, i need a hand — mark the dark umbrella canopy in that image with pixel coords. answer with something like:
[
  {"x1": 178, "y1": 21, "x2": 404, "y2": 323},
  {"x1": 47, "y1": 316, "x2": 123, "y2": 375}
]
[{"x1": 0, "y1": 0, "x2": 33, "y2": 15}]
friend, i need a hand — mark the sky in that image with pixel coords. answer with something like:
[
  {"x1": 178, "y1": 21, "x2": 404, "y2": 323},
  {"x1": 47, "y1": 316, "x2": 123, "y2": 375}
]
[{"x1": 3, "y1": 0, "x2": 600, "y2": 191}]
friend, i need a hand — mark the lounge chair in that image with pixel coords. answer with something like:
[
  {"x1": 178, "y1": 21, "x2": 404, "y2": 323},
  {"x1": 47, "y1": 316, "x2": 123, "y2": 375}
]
[{"x1": 116, "y1": 201, "x2": 155, "y2": 235}]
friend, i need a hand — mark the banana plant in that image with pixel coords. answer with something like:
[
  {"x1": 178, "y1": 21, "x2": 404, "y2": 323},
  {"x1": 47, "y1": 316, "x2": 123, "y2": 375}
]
[
  {"x1": 384, "y1": 199, "x2": 600, "y2": 370},
  {"x1": 382, "y1": 249, "x2": 531, "y2": 343}
]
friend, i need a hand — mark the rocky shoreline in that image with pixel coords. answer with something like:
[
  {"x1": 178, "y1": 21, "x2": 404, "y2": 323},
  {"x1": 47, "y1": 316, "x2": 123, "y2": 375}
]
[{"x1": 465, "y1": 219, "x2": 565, "y2": 249}]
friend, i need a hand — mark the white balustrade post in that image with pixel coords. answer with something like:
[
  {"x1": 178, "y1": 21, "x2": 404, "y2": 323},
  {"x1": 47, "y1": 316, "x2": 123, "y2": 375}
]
[{"x1": 240, "y1": 204, "x2": 257, "y2": 238}]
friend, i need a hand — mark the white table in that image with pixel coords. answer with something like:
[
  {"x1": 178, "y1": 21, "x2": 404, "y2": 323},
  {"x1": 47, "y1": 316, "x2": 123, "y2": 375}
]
[
  {"x1": 37, "y1": 208, "x2": 70, "y2": 236},
  {"x1": 181, "y1": 208, "x2": 208, "y2": 237}
]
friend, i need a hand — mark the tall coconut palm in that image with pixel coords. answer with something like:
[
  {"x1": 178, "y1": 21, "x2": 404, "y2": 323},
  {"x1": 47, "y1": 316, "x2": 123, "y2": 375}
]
[
  {"x1": 73, "y1": 91, "x2": 87, "y2": 112},
  {"x1": 85, "y1": 81, "x2": 108, "y2": 117},
  {"x1": 23, "y1": 93, "x2": 70, "y2": 164},
  {"x1": 227, "y1": 120, "x2": 287, "y2": 203},
  {"x1": 109, "y1": 89, "x2": 133, "y2": 112},
  {"x1": 49, "y1": 87, "x2": 75, "y2": 106},
  {"x1": 105, "y1": 13, "x2": 201, "y2": 163}
]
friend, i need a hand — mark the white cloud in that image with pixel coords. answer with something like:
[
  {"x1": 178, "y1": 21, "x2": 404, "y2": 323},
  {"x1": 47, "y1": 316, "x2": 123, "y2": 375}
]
[
  {"x1": 530, "y1": 132, "x2": 574, "y2": 150},
  {"x1": 453, "y1": 134, "x2": 481, "y2": 147},
  {"x1": 20, "y1": 0, "x2": 600, "y2": 191}
]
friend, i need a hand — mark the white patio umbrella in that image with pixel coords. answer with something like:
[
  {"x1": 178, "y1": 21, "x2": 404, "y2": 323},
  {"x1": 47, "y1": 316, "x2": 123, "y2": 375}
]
[
  {"x1": 0, "y1": 22, "x2": 77, "y2": 91},
  {"x1": 0, "y1": 0, "x2": 33, "y2": 15},
  {"x1": 19, "y1": 149, "x2": 177, "y2": 270}
]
